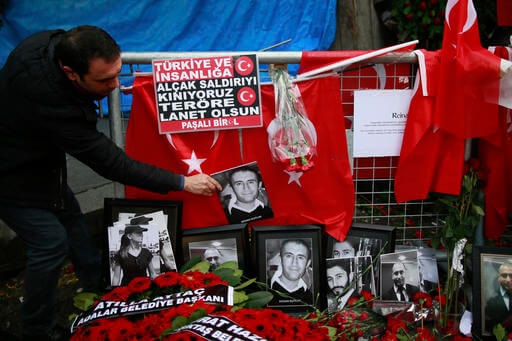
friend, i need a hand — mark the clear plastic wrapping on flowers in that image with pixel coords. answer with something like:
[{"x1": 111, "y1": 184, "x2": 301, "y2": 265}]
[
  {"x1": 373, "y1": 299, "x2": 436, "y2": 322},
  {"x1": 267, "y1": 65, "x2": 317, "y2": 171}
]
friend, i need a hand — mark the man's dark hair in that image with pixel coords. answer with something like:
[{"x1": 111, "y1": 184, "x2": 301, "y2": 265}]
[
  {"x1": 55, "y1": 25, "x2": 120, "y2": 77},
  {"x1": 327, "y1": 258, "x2": 351, "y2": 275},
  {"x1": 227, "y1": 165, "x2": 261, "y2": 187},
  {"x1": 280, "y1": 239, "x2": 311, "y2": 261}
]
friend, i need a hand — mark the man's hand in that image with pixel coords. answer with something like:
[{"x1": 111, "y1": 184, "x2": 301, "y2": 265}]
[{"x1": 183, "y1": 174, "x2": 222, "y2": 196}]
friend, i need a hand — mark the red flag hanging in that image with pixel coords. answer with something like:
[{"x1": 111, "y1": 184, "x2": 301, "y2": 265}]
[
  {"x1": 125, "y1": 76, "x2": 241, "y2": 229},
  {"x1": 394, "y1": 50, "x2": 465, "y2": 203},
  {"x1": 434, "y1": 0, "x2": 501, "y2": 139},
  {"x1": 125, "y1": 74, "x2": 355, "y2": 240},
  {"x1": 497, "y1": 0, "x2": 512, "y2": 27},
  {"x1": 479, "y1": 46, "x2": 512, "y2": 240},
  {"x1": 244, "y1": 76, "x2": 354, "y2": 241}
]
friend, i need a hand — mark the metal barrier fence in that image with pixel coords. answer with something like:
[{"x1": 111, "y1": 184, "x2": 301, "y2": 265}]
[{"x1": 107, "y1": 51, "x2": 440, "y2": 247}]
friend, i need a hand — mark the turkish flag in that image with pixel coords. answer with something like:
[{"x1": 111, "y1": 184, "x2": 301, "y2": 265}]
[
  {"x1": 125, "y1": 76, "x2": 241, "y2": 228},
  {"x1": 299, "y1": 51, "x2": 411, "y2": 180},
  {"x1": 434, "y1": 0, "x2": 502, "y2": 139},
  {"x1": 125, "y1": 75, "x2": 354, "y2": 240},
  {"x1": 244, "y1": 76, "x2": 355, "y2": 240},
  {"x1": 497, "y1": 0, "x2": 512, "y2": 27},
  {"x1": 479, "y1": 46, "x2": 512, "y2": 240},
  {"x1": 394, "y1": 50, "x2": 465, "y2": 203}
]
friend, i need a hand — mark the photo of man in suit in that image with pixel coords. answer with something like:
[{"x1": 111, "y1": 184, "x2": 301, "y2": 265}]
[
  {"x1": 485, "y1": 259, "x2": 512, "y2": 334},
  {"x1": 381, "y1": 261, "x2": 420, "y2": 302}
]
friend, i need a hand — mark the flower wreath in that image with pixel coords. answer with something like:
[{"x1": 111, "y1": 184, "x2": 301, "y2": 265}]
[{"x1": 70, "y1": 267, "x2": 329, "y2": 341}]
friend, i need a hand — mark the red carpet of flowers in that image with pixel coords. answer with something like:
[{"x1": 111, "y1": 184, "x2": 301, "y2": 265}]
[
  {"x1": 70, "y1": 267, "x2": 477, "y2": 341},
  {"x1": 70, "y1": 270, "x2": 329, "y2": 341}
]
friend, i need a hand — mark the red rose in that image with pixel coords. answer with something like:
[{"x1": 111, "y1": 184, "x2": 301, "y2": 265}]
[
  {"x1": 346, "y1": 296, "x2": 359, "y2": 307},
  {"x1": 127, "y1": 276, "x2": 152, "y2": 293},
  {"x1": 360, "y1": 290, "x2": 374, "y2": 302},
  {"x1": 419, "y1": 1, "x2": 427, "y2": 10},
  {"x1": 154, "y1": 271, "x2": 181, "y2": 288},
  {"x1": 413, "y1": 291, "x2": 433, "y2": 308},
  {"x1": 416, "y1": 326, "x2": 436, "y2": 340},
  {"x1": 468, "y1": 158, "x2": 481, "y2": 172},
  {"x1": 435, "y1": 293, "x2": 447, "y2": 306},
  {"x1": 386, "y1": 316, "x2": 407, "y2": 334},
  {"x1": 381, "y1": 330, "x2": 399, "y2": 341},
  {"x1": 100, "y1": 286, "x2": 132, "y2": 301}
]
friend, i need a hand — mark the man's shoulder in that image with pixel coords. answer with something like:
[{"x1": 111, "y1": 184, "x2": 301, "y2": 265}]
[
  {"x1": 407, "y1": 283, "x2": 420, "y2": 293},
  {"x1": 2, "y1": 30, "x2": 68, "y2": 98},
  {"x1": 381, "y1": 287, "x2": 395, "y2": 299},
  {"x1": 487, "y1": 294, "x2": 503, "y2": 305}
]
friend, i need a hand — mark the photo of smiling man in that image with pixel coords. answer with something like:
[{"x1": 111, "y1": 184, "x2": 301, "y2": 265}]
[
  {"x1": 212, "y1": 161, "x2": 273, "y2": 224},
  {"x1": 266, "y1": 238, "x2": 314, "y2": 307}
]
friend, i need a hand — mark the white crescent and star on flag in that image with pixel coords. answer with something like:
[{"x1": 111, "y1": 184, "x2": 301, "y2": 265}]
[
  {"x1": 181, "y1": 151, "x2": 206, "y2": 174},
  {"x1": 445, "y1": 0, "x2": 477, "y2": 34},
  {"x1": 179, "y1": 149, "x2": 305, "y2": 186}
]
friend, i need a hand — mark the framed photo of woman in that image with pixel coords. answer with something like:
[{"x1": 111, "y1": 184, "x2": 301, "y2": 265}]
[{"x1": 103, "y1": 198, "x2": 182, "y2": 288}]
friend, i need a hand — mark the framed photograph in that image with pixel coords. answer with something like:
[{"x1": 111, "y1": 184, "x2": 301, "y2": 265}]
[
  {"x1": 379, "y1": 249, "x2": 420, "y2": 302},
  {"x1": 325, "y1": 222, "x2": 396, "y2": 296},
  {"x1": 103, "y1": 198, "x2": 183, "y2": 288},
  {"x1": 473, "y1": 246, "x2": 512, "y2": 338},
  {"x1": 210, "y1": 161, "x2": 274, "y2": 224},
  {"x1": 325, "y1": 255, "x2": 375, "y2": 312},
  {"x1": 252, "y1": 224, "x2": 324, "y2": 315},
  {"x1": 181, "y1": 223, "x2": 250, "y2": 273}
]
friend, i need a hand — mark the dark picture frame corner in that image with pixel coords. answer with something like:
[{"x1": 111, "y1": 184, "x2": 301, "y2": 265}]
[
  {"x1": 251, "y1": 224, "x2": 325, "y2": 315},
  {"x1": 102, "y1": 198, "x2": 183, "y2": 289}
]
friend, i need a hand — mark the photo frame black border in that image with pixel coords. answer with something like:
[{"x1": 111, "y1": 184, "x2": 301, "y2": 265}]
[
  {"x1": 181, "y1": 223, "x2": 250, "y2": 274},
  {"x1": 472, "y1": 245, "x2": 512, "y2": 338},
  {"x1": 251, "y1": 224, "x2": 325, "y2": 315},
  {"x1": 325, "y1": 222, "x2": 396, "y2": 257},
  {"x1": 325, "y1": 222, "x2": 396, "y2": 296},
  {"x1": 379, "y1": 249, "x2": 420, "y2": 302},
  {"x1": 103, "y1": 198, "x2": 183, "y2": 289}
]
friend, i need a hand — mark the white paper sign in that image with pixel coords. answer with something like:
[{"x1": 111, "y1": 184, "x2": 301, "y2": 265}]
[{"x1": 353, "y1": 90, "x2": 413, "y2": 157}]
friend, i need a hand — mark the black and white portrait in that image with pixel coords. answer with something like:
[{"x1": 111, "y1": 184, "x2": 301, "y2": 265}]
[
  {"x1": 417, "y1": 247, "x2": 439, "y2": 295},
  {"x1": 188, "y1": 238, "x2": 238, "y2": 272},
  {"x1": 481, "y1": 255, "x2": 512, "y2": 335},
  {"x1": 326, "y1": 257, "x2": 356, "y2": 312},
  {"x1": 107, "y1": 221, "x2": 160, "y2": 287},
  {"x1": 380, "y1": 250, "x2": 420, "y2": 302},
  {"x1": 211, "y1": 161, "x2": 273, "y2": 224},
  {"x1": 266, "y1": 238, "x2": 314, "y2": 307},
  {"x1": 329, "y1": 235, "x2": 381, "y2": 295}
]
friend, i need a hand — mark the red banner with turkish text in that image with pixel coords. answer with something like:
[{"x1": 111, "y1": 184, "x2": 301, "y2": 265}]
[{"x1": 152, "y1": 55, "x2": 262, "y2": 134}]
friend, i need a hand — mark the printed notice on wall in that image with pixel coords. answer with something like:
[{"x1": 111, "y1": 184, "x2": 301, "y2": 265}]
[
  {"x1": 353, "y1": 90, "x2": 413, "y2": 157},
  {"x1": 152, "y1": 54, "x2": 262, "y2": 133}
]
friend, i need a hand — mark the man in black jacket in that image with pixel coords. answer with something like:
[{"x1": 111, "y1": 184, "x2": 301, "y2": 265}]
[
  {"x1": 0, "y1": 25, "x2": 221, "y2": 340},
  {"x1": 381, "y1": 261, "x2": 420, "y2": 302},
  {"x1": 486, "y1": 260, "x2": 512, "y2": 334}
]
